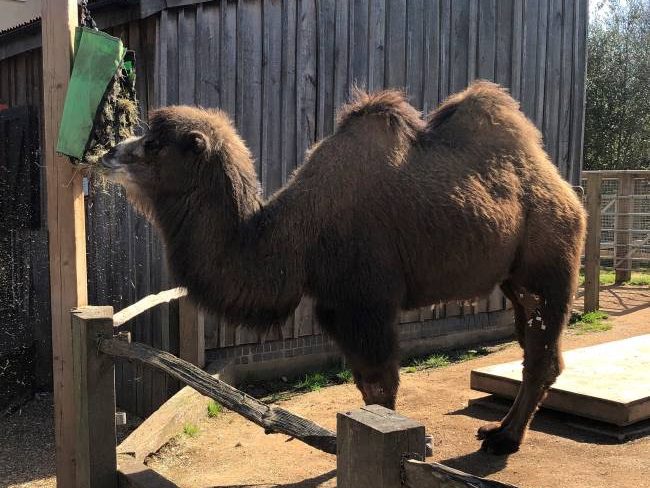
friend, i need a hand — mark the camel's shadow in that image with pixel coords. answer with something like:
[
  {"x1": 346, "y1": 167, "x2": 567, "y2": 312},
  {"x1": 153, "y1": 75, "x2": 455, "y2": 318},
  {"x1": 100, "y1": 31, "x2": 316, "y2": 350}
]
[{"x1": 447, "y1": 395, "x2": 647, "y2": 447}]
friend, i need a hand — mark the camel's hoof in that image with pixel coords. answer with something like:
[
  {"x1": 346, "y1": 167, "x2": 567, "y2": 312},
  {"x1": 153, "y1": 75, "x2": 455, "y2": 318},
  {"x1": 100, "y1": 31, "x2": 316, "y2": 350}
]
[{"x1": 477, "y1": 423, "x2": 520, "y2": 455}]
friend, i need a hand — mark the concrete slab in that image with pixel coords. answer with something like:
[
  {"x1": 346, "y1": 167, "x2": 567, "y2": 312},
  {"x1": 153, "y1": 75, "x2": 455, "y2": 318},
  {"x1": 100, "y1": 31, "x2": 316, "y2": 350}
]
[{"x1": 471, "y1": 335, "x2": 650, "y2": 426}]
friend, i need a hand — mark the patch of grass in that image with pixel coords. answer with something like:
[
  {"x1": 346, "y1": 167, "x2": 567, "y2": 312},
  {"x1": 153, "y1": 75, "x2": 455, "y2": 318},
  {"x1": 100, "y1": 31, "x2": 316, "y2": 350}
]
[
  {"x1": 418, "y1": 354, "x2": 451, "y2": 369},
  {"x1": 579, "y1": 269, "x2": 650, "y2": 286},
  {"x1": 403, "y1": 346, "x2": 493, "y2": 373},
  {"x1": 207, "y1": 400, "x2": 222, "y2": 418},
  {"x1": 295, "y1": 372, "x2": 329, "y2": 391},
  {"x1": 335, "y1": 369, "x2": 354, "y2": 384},
  {"x1": 569, "y1": 310, "x2": 611, "y2": 334},
  {"x1": 183, "y1": 423, "x2": 199, "y2": 437}
]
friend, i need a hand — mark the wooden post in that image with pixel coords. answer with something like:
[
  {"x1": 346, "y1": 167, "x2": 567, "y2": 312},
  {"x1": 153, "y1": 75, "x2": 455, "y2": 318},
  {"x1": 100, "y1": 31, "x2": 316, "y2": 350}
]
[
  {"x1": 179, "y1": 297, "x2": 205, "y2": 367},
  {"x1": 337, "y1": 405, "x2": 425, "y2": 488},
  {"x1": 41, "y1": 1, "x2": 88, "y2": 486},
  {"x1": 72, "y1": 306, "x2": 116, "y2": 488},
  {"x1": 584, "y1": 173, "x2": 602, "y2": 312},
  {"x1": 615, "y1": 174, "x2": 634, "y2": 284}
]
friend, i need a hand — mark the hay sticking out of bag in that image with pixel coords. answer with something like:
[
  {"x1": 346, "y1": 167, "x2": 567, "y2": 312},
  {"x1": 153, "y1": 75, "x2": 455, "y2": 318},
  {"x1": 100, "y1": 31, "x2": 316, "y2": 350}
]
[{"x1": 83, "y1": 51, "x2": 139, "y2": 170}]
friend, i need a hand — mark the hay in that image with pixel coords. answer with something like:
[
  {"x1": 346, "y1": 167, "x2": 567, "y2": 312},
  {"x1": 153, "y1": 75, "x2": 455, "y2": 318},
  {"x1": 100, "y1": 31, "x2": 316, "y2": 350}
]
[{"x1": 82, "y1": 52, "x2": 139, "y2": 171}]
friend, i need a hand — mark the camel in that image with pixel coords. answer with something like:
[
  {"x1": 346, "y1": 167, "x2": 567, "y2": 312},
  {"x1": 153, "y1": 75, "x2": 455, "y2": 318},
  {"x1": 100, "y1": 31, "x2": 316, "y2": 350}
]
[{"x1": 102, "y1": 81, "x2": 586, "y2": 454}]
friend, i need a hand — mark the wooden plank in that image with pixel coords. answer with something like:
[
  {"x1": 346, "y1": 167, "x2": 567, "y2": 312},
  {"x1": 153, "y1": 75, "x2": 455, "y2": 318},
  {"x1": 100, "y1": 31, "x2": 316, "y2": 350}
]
[
  {"x1": 196, "y1": 2, "x2": 220, "y2": 108},
  {"x1": 510, "y1": 0, "x2": 523, "y2": 100},
  {"x1": 113, "y1": 287, "x2": 187, "y2": 327},
  {"x1": 296, "y1": 0, "x2": 318, "y2": 161},
  {"x1": 41, "y1": 2, "x2": 87, "y2": 486},
  {"x1": 220, "y1": 0, "x2": 237, "y2": 118},
  {"x1": 477, "y1": 0, "x2": 496, "y2": 80},
  {"x1": 403, "y1": 459, "x2": 518, "y2": 488},
  {"x1": 542, "y1": 0, "x2": 563, "y2": 167},
  {"x1": 237, "y1": 0, "x2": 263, "y2": 174},
  {"x1": 178, "y1": 7, "x2": 197, "y2": 105},
  {"x1": 179, "y1": 297, "x2": 205, "y2": 368},
  {"x1": 615, "y1": 174, "x2": 634, "y2": 283},
  {"x1": 405, "y1": 0, "x2": 424, "y2": 106},
  {"x1": 556, "y1": 0, "x2": 574, "y2": 179},
  {"x1": 263, "y1": 0, "x2": 284, "y2": 193},
  {"x1": 449, "y1": 0, "x2": 470, "y2": 94},
  {"x1": 438, "y1": 0, "x2": 451, "y2": 98},
  {"x1": 295, "y1": 297, "x2": 314, "y2": 337},
  {"x1": 385, "y1": 0, "x2": 407, "y2": 89},
  {"x1": 495, "y1": 0, "x2": 513, "y2": 87},
  {"x1": 472, "y1": 335, "x2": 650, "y2": 426},
  {"x1": 281, "y1": 0, "x2": 298, "y2": 178},
  {"x1": 333, "y1": 0, "x2": 350, "y2": 110},
  {"x1": 488, "y1": 287, "x2": 504, "y2": 312},
  {"x1": 583, "y1": 173, "x2": 602, "y2": 312},
  {"x1": 337, "y1": 405, "x2": 425, "y2": 488},
  {"x1": 422, "y1": 0, "x2": 440, "y2": 112},
  {"x1": 368, "y1": 0, "x2": 386, "y2": 92},
  {"x1": 100, "y1": 337, "x2": 338, "y2": 454},
  {"x1": 351, "y1": 0, "x2": 369, "y2": 88},
  {"x1": 72, "y1": 307, "x2": 116, "y2": 488},
  {"x1": 467, "y1": 0, "x2": 479, "y2": 83},
  {"x1": 520, "y1": 0, "x2": 539, "y2": 118},
  {"x1": 534, "y1": 0, "x2": 548, "y2": 129},
  {"x1": 164, "y1": 9, "x2": 179, "y2": 104},
  {"x1": 317, "y1": 0, "x2": 336, "y2": 138},
  {"x1": 569, "y1": 0, "x2": 588, "y2": 185}
]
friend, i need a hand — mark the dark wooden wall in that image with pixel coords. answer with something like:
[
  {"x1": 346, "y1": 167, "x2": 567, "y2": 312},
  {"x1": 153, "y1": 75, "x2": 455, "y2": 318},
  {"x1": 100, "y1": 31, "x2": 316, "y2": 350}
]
[{"x1": 0, "y1": 0, "x2": 588, "y2": 417}]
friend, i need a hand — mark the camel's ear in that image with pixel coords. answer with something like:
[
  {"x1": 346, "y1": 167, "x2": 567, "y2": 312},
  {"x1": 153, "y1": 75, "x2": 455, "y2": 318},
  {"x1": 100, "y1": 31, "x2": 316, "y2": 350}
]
[{"x1": 186, "y1": 130, "x2": 210, "y2": 154}]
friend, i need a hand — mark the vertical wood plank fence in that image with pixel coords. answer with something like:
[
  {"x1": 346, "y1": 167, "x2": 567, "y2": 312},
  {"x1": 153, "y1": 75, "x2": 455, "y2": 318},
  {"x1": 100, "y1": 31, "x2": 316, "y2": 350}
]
[{"x1": 0, "y1": 0, "x2": 588, "y2": 417}]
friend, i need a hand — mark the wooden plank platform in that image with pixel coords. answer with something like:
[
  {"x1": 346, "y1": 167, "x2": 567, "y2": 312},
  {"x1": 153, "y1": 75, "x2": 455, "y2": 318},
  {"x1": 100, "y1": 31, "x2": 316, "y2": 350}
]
[{"x1": 471, "y1": 335, "x2": 650, "y2": 426}]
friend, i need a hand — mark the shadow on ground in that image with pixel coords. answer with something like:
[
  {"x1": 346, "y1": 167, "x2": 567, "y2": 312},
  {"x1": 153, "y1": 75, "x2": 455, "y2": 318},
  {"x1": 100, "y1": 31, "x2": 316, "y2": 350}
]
[{"x1": 209, "y1": 469, "x2": 336, "y2": 488}]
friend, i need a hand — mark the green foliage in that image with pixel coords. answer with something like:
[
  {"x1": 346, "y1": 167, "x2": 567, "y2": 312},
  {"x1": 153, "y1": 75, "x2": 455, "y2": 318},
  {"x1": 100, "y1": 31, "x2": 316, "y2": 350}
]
[
  {"x1": 569, "y1": 310, "x2": 611, "y2": 334},
  {"x1": 183, "y1": 423, "x2": 199, "y2": 437},
  {"x1": 296, "y1": 372, "x2": 329, "y2": 391},
  {"x1": 585, "y1": 0, "x2": 650, "y2": 170},
  {"x1": 404, "y1": 366, "x2": 417, "y2": 374},
  {"x1": 418, "y1": 354, "x2": 451, "y2": 369},
  {"x1": 207, "y1": 400, "x2": 222, "y2": 418},
  {"x1": 335, "y1": 369, "x2": 354, "y2": 384}
]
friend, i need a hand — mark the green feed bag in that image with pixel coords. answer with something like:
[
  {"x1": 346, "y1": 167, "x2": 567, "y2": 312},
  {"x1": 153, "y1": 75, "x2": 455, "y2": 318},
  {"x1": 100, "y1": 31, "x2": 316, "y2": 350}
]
[{"x1": 57, "y1": 27, "x2": 137, "y2": 164}]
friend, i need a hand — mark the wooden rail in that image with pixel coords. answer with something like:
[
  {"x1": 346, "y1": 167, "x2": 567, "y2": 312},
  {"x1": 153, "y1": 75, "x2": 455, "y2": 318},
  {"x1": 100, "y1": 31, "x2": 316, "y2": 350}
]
[
  {"x1": 98, "y1": 335, "x2": 337, "y2": 454},
  {"x1": 72, "y1": 305, "x2": 518, "y2": 488}
]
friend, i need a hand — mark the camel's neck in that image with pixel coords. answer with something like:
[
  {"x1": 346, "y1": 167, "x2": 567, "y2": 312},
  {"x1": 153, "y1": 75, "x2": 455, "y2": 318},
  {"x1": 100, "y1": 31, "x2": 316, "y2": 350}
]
[{"x1": 156, "y1": 163, "x2": 305, "y2": 327}]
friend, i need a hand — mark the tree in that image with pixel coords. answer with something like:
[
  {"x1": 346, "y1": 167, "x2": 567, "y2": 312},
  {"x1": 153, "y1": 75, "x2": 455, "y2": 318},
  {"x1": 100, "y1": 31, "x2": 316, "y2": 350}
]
[{"x1": 584, "y1": 0, "x2": 650, "y2": 170}]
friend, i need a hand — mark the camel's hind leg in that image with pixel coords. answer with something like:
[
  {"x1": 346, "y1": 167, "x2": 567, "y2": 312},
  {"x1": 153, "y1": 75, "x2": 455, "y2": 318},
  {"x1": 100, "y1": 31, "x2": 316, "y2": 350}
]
[{"x1": 478, "y1": 276, "x2": 572, "y2": 454}]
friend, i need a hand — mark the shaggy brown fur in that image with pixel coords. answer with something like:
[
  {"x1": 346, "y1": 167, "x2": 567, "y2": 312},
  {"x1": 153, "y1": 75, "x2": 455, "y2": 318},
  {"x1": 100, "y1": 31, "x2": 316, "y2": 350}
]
[{"x1": 102, "y1": 81, "x2": 586, "y2": 455}]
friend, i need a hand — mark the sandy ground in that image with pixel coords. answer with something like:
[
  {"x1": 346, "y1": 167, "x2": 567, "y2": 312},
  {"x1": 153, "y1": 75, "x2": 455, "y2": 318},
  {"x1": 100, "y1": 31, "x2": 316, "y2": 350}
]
[{"x1": 2, "y1": 285, "x2": 649, "y2": 488}]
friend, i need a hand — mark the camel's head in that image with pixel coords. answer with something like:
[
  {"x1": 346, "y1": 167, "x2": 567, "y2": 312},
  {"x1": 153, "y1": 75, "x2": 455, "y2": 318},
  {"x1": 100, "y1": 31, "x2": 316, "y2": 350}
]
[{"x1": 102, "y1": 106, "x2": 248, "y2": 216}]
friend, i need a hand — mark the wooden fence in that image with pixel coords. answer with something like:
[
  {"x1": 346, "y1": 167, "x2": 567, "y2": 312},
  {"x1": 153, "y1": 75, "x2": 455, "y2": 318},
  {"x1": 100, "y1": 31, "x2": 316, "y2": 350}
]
[
  {"x1": 582, "y1": 170, "x2": 650, "y2": 312},
  {"x1": 69, "y1": 303, "x2": 516, "y2": 488},
  {"x1": 0, "y1": 0, "x2": 588, "y2": 416}
]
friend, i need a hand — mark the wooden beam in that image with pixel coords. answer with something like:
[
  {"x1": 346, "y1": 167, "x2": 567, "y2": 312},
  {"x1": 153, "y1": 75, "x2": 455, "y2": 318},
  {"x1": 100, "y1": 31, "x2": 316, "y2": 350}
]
[
  {"x1": 402, "y1": 459, "x2": 518, "y2": 488},
  {"x1": 113, "y1": 287, "x2": 187, "y2": 327},
  {"x1": 72, "y1": 306, "x2": 117, "y2": 488},
  {"x1": 615, "y1": 174, "x2": 634, "y2": 284},
  {"x1": 337, "y1": 405, "x2": 426, "y2": 488},
  {"x1": 41, "y1": 2, "x2": 88, "y2": 487},
  {"x1": 584, "y1": 173, "x2": 602, "y2": 312},
  {"x1": 98, "y1": 337, "x2": 337, "y2": 454},
  {"x1": 178, "y1": 296, "x2": 205, "y2": 367}
]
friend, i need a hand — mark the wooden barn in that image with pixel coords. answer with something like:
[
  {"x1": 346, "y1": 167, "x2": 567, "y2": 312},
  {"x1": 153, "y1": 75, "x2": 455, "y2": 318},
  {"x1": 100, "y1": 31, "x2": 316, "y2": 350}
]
[{"x1": 0, "y1": 0, "x2": 588, "y2": 419}]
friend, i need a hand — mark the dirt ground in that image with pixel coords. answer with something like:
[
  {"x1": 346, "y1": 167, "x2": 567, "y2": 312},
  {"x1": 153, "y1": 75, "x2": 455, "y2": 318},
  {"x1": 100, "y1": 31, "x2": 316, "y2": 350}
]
[{"x1": 2, "y1": 285, "x2": 649, "y2": 488}]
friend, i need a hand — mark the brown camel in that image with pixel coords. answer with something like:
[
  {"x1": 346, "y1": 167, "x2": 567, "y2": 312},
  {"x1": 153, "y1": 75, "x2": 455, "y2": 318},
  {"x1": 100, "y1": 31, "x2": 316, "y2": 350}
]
[{"x1": 102, "y1": 81, "x2": 586, "y2": 454}]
